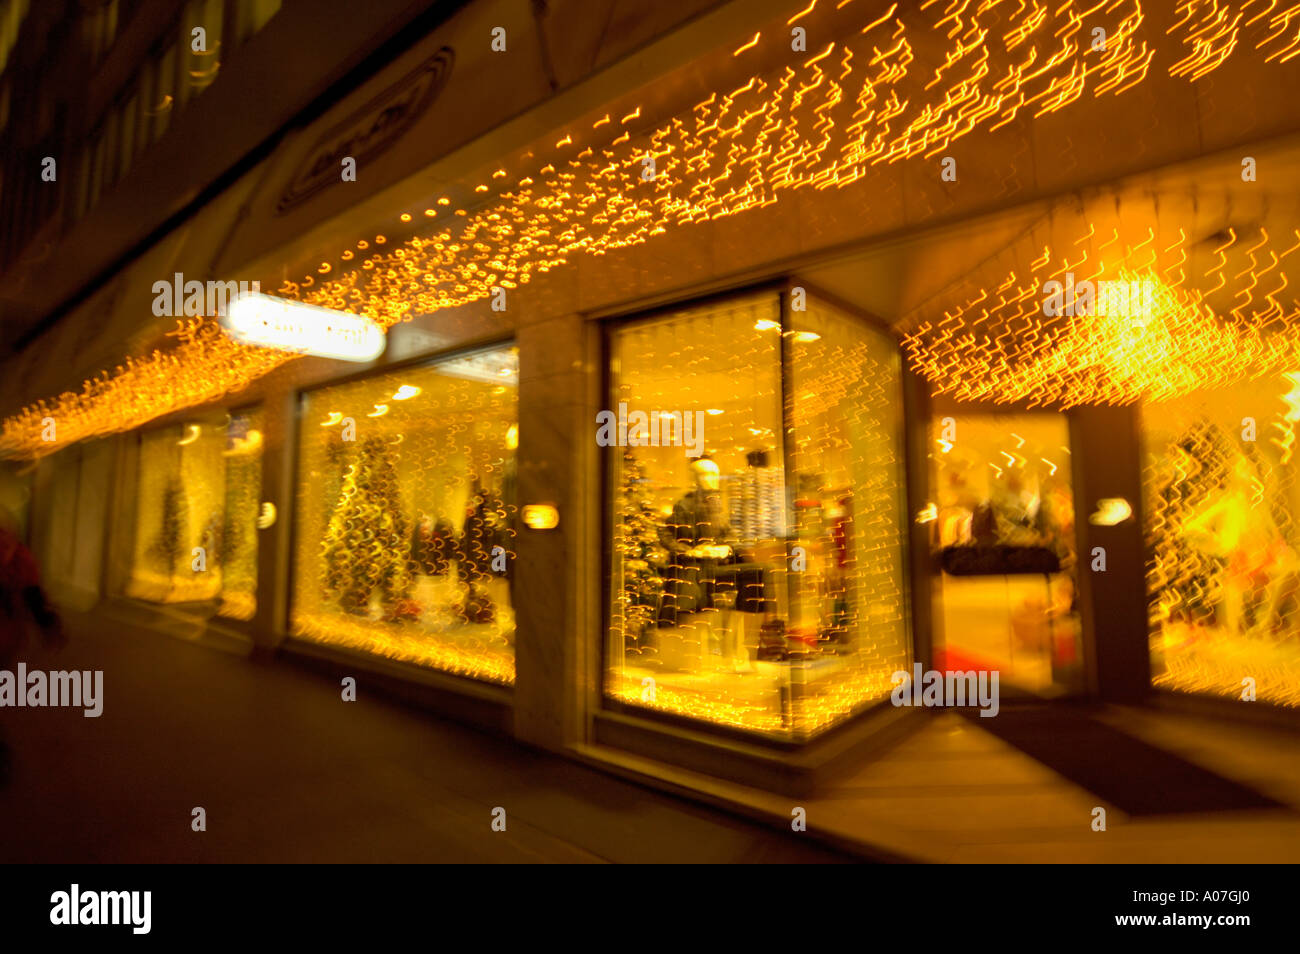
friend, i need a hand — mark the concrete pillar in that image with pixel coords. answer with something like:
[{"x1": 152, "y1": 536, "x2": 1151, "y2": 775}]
[{"x1": 512, "y1": 314, "x2": 600, "y2": 751}]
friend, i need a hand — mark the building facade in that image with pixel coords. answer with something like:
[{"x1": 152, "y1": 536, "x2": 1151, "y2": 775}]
[{"x1": 3, "y1": 0, "x2": 1299, "y2": 805}]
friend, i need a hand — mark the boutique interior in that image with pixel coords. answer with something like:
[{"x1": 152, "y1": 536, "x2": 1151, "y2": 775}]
[
  {"x1": 124, "y1": 407, "x2": 263, "y2": 619},
  {"x1": 606, "y1": 291, "x2": 910, "y2": 740},
  {"x1": 1143, "y1": 378, "x2": 1300, "y2": 708},
  {"x1": 925, "y1": 412, "x2": 1082, "y2": 696},
  {"x1": 291, "y1": 346, "x2": 519, "y2": 685}
]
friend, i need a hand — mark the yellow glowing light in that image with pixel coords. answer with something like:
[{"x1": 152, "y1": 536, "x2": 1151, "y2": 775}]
[
  {"x1": 706, "y1": 408, "x2": 724, "y2": 415},
  {"x1": 257, "y1": 502, "x2": 277, "y2": 529},
  {"x1": 904, "y1": 226, "x2": 1300, "y2": 408},
  {"x1": 392, "y1": 385, "x2": 421, "y2": 401},
  {"x1": 223, "y1": 429, "x2": 263, "y2": 456},
  {"x1": 734, "y1": 32, "x2": 761, "y2": 56},
  {"x1": 222, "y1": 292, "x2": 386, "y2": 362},
  {"x1": 754, "y1": 319, "x2": 781, "y2": 331},
  {"x1": 1090, "y1": 497, "x2": 1134, "y2": 526},
  {"x1": 177, "y1": 424, "x2": 201, "y2": 446},
  {"x1": 9, "y1": 1, "x2": 1300, "y2": 458},
  {"x1": 321, "y1": 412, "x2": 343, "y2": 426},
  {"x1": 916, "y1": 502, "x2": 938, "y2": 523},
  {"x1": 367, "y1": 404, "x2": 389, "y2": 417},
  {"x1": 522, "y1": 503, "x2": 559, "y2": 530}
]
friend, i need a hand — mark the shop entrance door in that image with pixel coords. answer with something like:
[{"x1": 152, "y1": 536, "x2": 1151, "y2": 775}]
[{"x1": 925, "y1": 411, "x2": 1084, "y2": 697}]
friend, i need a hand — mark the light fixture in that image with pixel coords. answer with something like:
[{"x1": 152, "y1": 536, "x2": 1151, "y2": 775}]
[
  {"x1": 754, "y1": 319, "x2": 780, "y2": 332},
  {"x1": 257, "y1": 502, "x2": 277, "y2": 530},
  {"x1": 392, "y1": 385, "x2": 421, "y2": 401},
  {"x1": 706, "y1": 408, "x2": 723, "y2": 415},
  {"x1": 522, "y1": 503, "x2": 559, "y2": 530},
  {"x1": 223, "y1": 429, "x2": 263, "y2": 456},
  {"x1": 221, "y1": 292, "x2": 386, "y2": 363},
  {"x1": 1090, "y1": 498, "x2": 1133, "y2": 526}
]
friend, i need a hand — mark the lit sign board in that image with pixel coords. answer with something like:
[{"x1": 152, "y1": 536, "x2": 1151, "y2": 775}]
[{"x1": 221, "y1": 293, "x2": 386, "y2": 362}]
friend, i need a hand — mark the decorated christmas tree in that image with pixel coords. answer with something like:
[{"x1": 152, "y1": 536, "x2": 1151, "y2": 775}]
[
  {"x1": 321, "y1": 436, "x2": 413, "y2": 615},
  {"x1": 150, "y1": 476, "x2": 189, "y2": 579},
  {"x1": 614, "y1": 452, "x2": 665, "y2": 652}
]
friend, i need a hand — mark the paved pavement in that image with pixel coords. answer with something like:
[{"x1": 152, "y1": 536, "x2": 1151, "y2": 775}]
[{"x1": 0, "y1": 611, "x2": 857, "y2": 863}]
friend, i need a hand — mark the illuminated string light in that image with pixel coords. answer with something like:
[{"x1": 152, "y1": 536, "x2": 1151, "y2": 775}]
[
  {"x1": 903, "y1": 227, "x2": 1300, "y2": 409},
  {"x1": 5, "y1": 1, "x2": 1300, "y2": 457}
]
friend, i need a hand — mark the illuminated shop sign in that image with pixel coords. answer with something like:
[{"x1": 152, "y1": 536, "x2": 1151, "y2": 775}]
[{"x1": 220, "y1": 293, "x2": 386, "y2": 362}]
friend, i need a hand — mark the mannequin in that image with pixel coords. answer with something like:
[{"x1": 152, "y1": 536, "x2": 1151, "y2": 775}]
[{"x1": 659, "y1": 456, "x2": 734, "y2": 560}]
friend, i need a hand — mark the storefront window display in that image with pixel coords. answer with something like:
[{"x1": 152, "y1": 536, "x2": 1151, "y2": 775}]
[
  {"x1": 290, "y1": 346, "x2": 518, "y2": 685},
  {"x1": 1144, "y1": 378, "x2": 1300, "y2": 708},
  {"x1": 925, "y1": 414, "x2": 1082, "y2": 694},
  {"x1": 125, "y1": 408, "x2": 263, "y2": 611},
  {"x1": 606, "y1": 291, "x2": 909, "y2": 740},
  {"x1": 217, "y1": 408, "x2": 264, "y2": 620}
]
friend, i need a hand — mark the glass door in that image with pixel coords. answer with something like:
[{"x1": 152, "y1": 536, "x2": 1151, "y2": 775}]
[{"x1": 925, "y1": 411, "x2": 1084, "y2": 697}]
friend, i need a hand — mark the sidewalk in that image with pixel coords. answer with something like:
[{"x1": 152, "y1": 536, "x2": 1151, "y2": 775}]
[
  {"x1": 5, "y1": 608, "x2": 1297, "y2": 863},
  {"x1": 0, "y1": 610, "x2": 856, "y2": 863}
]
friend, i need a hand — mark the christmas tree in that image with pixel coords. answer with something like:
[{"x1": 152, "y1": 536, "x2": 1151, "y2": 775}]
[
  {"x1": 614, "y1": 452, "x2": 665, "y2": 652},
  {"x1": 150, "y1": 476, "x2": 189, "y2": 579},
  {"x1": 321, "y1": 436, "x2": 413, "y2": 615}
]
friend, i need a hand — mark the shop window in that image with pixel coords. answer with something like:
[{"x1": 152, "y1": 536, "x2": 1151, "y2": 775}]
[
  {"x1": 217, "y1": 408, "x2": 264, "y2": 620},
  {"x1": 1144, "y1": 380, "x2": 1300, "y2": 708},
  {"x1": 925, "y1": 413, "x2": 1082, "y2": 694},
  {"x1": 124, "y1": 408, "x2": 263, "y2": 611},
  {"x1": 290, "y1": 346, "x2": 519, "y2": 685},
  {"x1": 606, "y1": 291, "x2": 909, "y2": 741}
]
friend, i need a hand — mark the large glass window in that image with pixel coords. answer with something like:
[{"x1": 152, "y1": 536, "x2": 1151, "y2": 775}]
[
  {"x1": 218, "y1": 408, "x2": 264, "y2": 619},
  {"x1": 125, "y1": 407, "x2": 263, "y2": 611},
  {"x1": 606, "y1": 291, "x2": 909, "y2": 741},
  {"x1": 1144, "y1": 379, "x2": 1300, "y2": 708},
  {"x1": 291, "y1": 346, "x2": 518, "y2": 685}
]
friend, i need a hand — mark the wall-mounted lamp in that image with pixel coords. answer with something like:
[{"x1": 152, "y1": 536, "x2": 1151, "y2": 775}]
[
  {"x1": 522, "y1": 503, "x2": 559, "y2": 530},
  {"x1": 1089, "y1": 498, "x2": 1133, "y2": 526}
]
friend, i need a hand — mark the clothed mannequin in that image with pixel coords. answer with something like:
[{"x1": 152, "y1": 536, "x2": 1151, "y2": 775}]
[{"x1": 659, "y1": 456, "x2": 734, "y2": 560}]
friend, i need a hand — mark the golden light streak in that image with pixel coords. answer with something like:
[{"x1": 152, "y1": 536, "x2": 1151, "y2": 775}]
[
  {"x1": 903, "y1": 227, "x2": 1300, "y2": 409},
  {"x1": 7, "y1": 0, "x2": 1300, "y2": 458}
]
